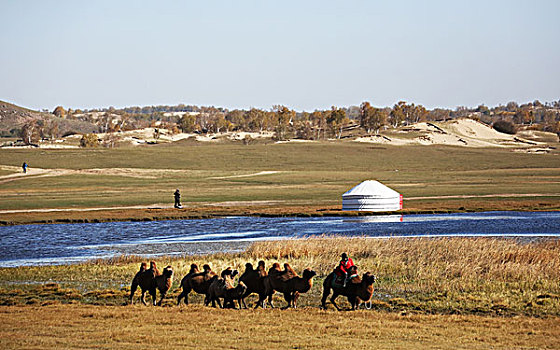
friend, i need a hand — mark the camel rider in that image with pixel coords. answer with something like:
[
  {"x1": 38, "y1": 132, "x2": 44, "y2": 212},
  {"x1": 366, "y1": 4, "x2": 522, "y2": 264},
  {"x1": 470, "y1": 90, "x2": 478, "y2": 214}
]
[{"x1": 335, "y1": 253, "x2": 355, "y2": 287}]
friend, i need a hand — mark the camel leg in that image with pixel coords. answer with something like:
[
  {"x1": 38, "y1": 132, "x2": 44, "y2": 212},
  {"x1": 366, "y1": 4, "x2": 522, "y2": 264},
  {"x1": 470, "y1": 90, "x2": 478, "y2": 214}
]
[
  {"x1": 281, "y1": 293, "x2": 292, "y2": 309},
  {"x1": 150, "y1": 288, "x2": 157, "y2": 306},
  {"x1": 157, "y1": 292, "x2": 166, "y2": 306},
  {"x1": 215, "y1": 298, "x2": 223, "y2": 309},
  {"x1": 268, "y1": 295, "x2": 274, "y2": 309},
  {"x1": 130, "y1": 282, "x2": 138, "y2": 305},
  {"x1": 321, "y1": 287, "x2": 331, "y2": 309},
  {"x1": 177, "y1": 291, "x2": 185, "y2": 306},
  {"x1": 330, "y1": 292, "x2": 341, "y2": 311},
  {"x1": 141, "y1": 290, "x2": 147, "y2": 306},
  {"x1": 255, "y1": 294, "x2": 264, "y2": 309},
  {"x1": 292, "y1": 291, "x2": 300, "y2": 309},
  {"x1": 348, "y1": 295, "x2": 357, "y2": 310}
]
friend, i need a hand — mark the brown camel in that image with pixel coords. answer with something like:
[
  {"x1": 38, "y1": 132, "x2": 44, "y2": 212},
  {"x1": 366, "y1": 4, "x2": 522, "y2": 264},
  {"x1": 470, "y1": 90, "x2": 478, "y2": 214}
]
[
  {"x1": 206, "y1": 269, "x2": 245, "y2": 308},
  {"x1": 321, "y1": 271, "x2": 376, "y2": 310},
  {"x1": 177, "y1": 264, "x2": 217, "y2": 306},
  {"x1": 264, "y1": 263, "x2": 317, "y2": 309},
  {"x1": 238, "y1": 261, "x2": 271, "y2": 308},
  {"x1": 129, "y1": 262, "x2": 172, "y2": 306},
  {"x1": 154, "y1": 266, "x2": 174, "y2": 306}
]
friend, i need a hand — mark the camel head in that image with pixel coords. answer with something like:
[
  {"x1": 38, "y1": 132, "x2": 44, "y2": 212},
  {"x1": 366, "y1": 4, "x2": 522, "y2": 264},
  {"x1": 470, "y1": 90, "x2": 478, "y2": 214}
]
[
  {"x1": 221, "y1": 267, "x2": 233, "y2": 278},
  {"x1": 163, "y1": 266, "x2": 174, "y2": 278},
  {"x1": 362, "y1": 272, "x2": 376, "y2": 285},
  {"x1": 203, "y1": 264, "x2": 211, "y2": 272},
  {"x1": 189, "y1": 264, "x2": 199, "y2": 273},
  {"x1": 302, "y1": 268, "x2": 317, "y2": 280}
]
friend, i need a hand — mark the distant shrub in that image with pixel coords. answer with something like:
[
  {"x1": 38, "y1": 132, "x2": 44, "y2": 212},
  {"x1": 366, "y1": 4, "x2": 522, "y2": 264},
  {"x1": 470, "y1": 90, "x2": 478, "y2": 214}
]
[
  {"x1": 493, "y1": 120, "x2": 517, "y2": 134},
  {"x1": 80, "y1": 133, "x2": 99, "y2": 147}
]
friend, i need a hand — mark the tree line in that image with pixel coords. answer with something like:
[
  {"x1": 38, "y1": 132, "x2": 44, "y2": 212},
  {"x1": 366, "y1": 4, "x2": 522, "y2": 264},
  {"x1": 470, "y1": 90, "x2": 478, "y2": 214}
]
[{"x1": 15, "y1": 99, "x2": 560, "y2": 145}]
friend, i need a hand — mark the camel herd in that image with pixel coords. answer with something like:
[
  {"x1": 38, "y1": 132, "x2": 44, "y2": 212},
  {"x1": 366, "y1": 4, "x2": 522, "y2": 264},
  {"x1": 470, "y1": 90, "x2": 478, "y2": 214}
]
[{"x1": 130, "y1": 261, "x2": 376, "y2": 310}]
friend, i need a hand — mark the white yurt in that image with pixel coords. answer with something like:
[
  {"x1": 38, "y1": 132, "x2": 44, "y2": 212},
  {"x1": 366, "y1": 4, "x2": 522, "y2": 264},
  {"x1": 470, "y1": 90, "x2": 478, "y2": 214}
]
[{"x1": 342, "y1": 180, "x2": 402, "y2": 211}]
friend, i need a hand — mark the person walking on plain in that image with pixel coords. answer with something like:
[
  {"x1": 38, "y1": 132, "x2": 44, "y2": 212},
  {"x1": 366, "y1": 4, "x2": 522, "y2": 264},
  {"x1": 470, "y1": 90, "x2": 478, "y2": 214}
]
[
  {"x1": 174, "y1": 189, "x2": 182, "y2": 209},
  {"x1": 22, "y1": 162, "x2": 28, "y2": 173}
]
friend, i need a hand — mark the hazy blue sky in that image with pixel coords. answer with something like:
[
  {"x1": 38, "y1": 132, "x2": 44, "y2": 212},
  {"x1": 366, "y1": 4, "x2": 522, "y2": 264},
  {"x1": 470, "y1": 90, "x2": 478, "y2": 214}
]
[{"x1": 1, "y1": 0, "x2": 558, "y2": 111}]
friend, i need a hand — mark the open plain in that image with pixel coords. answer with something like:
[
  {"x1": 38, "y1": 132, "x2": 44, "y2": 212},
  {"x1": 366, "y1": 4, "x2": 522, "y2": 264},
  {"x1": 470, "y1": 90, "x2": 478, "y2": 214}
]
[{"x1": 1, "y1": 141, "x2": 559, "y2": 225}]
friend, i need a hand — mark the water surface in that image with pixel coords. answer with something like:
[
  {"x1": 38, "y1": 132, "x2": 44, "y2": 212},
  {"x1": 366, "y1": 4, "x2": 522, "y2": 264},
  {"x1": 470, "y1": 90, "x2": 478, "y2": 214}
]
[{"x1": 0, "y1": 211, "x2": 559, "y2": 267}]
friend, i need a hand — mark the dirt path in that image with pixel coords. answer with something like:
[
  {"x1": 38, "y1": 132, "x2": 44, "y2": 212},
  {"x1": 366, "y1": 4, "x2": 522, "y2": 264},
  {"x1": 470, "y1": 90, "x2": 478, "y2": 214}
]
[
  {"x1": 209, "y1": 170, "x2": 280, "y2": 179},
  {"x1": 0, "y1": 167, "x2": 280, "y2": 184}
]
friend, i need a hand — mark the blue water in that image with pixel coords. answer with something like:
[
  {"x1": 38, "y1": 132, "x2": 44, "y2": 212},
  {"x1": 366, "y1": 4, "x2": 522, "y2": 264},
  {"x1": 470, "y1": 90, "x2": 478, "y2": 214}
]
[{"x1": 0, "y1": 211, "x2": 559, "y2": 267}]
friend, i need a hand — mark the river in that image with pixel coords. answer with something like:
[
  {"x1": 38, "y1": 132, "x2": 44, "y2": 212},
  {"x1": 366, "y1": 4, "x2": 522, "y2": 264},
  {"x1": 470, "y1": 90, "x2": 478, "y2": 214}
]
[{"x1": 0, "y1": 211, "x2": 559, "y2": 267}]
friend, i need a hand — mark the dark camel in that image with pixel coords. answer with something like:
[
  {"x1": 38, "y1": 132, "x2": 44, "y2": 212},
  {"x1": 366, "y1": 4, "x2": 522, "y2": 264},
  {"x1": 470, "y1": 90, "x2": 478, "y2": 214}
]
[
  {"x1": 177, "y1": 264, "x2": 217, "y2": 306},
  {"x1": 238, "y1": 261, "x2": 271, "y2": 308},
  {"x1": 321, "y1": 271, "x2": 376, "y2": 310}
]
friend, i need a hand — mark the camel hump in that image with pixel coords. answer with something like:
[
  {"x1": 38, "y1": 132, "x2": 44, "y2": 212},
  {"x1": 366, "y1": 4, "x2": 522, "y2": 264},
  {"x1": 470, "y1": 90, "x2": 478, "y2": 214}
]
[
  {"x1": 139, "y1": 262, "x2": 147, "y2": 272},
  {"x1": 280, "y1": 263, "x2": 298, "y2": 281},
  {"x1": 349, "y1": 274, "x2": 361, "y2": 284},
  {"x1": 269, "y1": 263, "x2": 281, "y2": 275}
]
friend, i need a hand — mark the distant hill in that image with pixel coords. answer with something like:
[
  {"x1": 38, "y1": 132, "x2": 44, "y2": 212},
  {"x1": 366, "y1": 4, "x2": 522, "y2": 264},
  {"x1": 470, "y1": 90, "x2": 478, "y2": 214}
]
[{"x1": 0, "y1": 100, "x2": 98, "y2": 137}]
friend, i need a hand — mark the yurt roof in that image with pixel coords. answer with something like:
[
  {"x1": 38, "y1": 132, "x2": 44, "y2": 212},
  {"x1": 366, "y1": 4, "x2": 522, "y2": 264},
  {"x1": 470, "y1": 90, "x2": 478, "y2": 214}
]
[{"x1": 342, "y1": 180, "x2": 400, "y2": 198}]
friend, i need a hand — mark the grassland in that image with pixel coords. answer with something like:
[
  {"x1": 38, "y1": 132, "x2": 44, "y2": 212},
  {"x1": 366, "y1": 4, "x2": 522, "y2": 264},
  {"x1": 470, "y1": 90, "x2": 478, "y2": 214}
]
[
  {"x1": 1, "y1": 142, "x2": 559, "y2": 225},
  {"x1": 1, "y1": 237, "x2": 559, "y2": 349},
  {"x1": 2, "y1": 305, "x2": 559, "y2": 350}
]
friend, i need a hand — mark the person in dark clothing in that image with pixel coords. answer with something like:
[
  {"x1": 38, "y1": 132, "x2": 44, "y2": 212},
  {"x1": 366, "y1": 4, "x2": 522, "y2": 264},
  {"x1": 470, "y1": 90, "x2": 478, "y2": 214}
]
[
  {"x1": 22, "y1": 162, "x2": 28, "y2": 173},
  {"x1": 174, "y1": 189, "x2": 182, "y2": 208}
]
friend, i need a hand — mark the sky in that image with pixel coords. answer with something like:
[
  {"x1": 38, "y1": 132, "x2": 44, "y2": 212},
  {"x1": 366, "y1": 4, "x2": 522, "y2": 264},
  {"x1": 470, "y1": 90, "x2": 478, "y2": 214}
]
[{"x1": 1, "y1": 0, "x2": 559, "y2": 112}]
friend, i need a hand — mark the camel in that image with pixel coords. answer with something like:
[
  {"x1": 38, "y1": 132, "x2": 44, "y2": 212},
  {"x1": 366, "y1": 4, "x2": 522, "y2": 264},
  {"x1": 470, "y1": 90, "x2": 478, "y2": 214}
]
[
  {"x1": 238, "y1": 261, "x2": 271, "y2": 308},
  {"x1": 129, "y1": 262, "x2": 148, "y2": 304},
  {"x1": 154, "y1": 266, "x2": 174, "y2": 306},
  {"x1": 263, "y1": 263, "x2": 317, "y2": 309},
  {"x1": 321, "y1": 271, "x2": 376, "y2": 310},
  {"x1": 177, "y1": 264, "x2": 217, "y2": 306},
  {"x1": 129, "y1": 262, "x2": 172, "y2": 306},
  {"x1": 206, "y1": 269, "x2": 246, "y2": 308}
]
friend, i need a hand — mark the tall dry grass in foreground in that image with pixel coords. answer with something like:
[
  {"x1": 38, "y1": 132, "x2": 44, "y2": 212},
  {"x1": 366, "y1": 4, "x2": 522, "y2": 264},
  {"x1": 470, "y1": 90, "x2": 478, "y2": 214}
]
[
  {"x1": 247, "y1": 236, "x2": 560, "y2": 291},
  {"x1": 1, "y1": 237, "x2": 559, "y2": 315}
]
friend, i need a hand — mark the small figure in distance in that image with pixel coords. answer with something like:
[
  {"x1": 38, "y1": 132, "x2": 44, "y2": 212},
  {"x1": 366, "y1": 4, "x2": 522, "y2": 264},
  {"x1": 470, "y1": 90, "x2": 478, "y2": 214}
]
[
  {"x1": 22, "y1": 162, "x2": 28, "y2": 173},
  {"x1": 335, "y1": 252, "x2": 355, "y2": 287},
  {"x1": 174, "y1": 189, "x2": 182, "y2": 209}
]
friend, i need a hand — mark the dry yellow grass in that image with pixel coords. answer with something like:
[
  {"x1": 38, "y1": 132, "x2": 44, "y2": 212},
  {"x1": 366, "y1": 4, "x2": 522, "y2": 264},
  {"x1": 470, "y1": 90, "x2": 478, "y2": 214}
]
[{"x1": 1, "y1": 304, "x2": 559, "y2": 350}]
